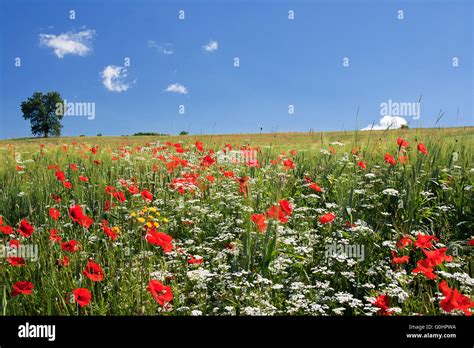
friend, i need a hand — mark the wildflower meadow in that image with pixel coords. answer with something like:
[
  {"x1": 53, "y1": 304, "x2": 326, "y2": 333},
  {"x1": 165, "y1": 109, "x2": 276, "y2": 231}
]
[{"x1": 1, "y1": 128, "x2": 473, "y2": 316}]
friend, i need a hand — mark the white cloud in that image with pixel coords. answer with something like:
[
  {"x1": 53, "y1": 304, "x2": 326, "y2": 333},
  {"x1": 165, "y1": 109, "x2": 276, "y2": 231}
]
[
  {"x1": 101, "y1": 65, "x2": 131, "y2": 92},
  {"x1": 164, "y1": 83, "x2": 188, "y2": 95},
  {"x1": 39, "y1": 29, "x2": 95, "y2": 58},
  {"x1": 362, "y1": 116, "x2": 408, "y2": 131},
  {"x1": 203, "y1": 40, "x2": 218, "y2": 52},
  {"x1": 148, "y1": 40, "x2": 174, "y2": 55}
]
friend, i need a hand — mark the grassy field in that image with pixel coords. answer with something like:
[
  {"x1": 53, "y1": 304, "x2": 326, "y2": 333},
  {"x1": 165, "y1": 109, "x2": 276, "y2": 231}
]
[{"x1": 0, "y1": 127, "x2": 473, "y2": 315}]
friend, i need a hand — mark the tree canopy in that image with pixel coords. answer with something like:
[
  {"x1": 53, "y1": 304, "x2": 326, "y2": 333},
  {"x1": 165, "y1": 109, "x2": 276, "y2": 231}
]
[{"x1": 21, "y1": 92, "x2": 64, "y2": 138}]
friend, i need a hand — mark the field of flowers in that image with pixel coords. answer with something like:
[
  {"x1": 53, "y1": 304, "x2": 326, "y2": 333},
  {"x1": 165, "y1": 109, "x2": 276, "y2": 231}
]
[{"x1": 0, "y1": 128, "x2": 473, "y2": 316}]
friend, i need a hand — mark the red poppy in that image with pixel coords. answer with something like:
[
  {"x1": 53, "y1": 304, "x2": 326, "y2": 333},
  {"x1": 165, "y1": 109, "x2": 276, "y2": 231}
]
[
  {"x1": 147, "y1": 280, "x2": 173, "y2": 306},
  {"x1": 79, "y1": 175, "x2": 89, "y2": 182},
  {"x1": 1, "y1": 225, "x2": 13, "y2": 235},
  {"x1": 319, "y1": 213, "x2": 336, "y2": 225},
  {"x1": 69, "y1": 163, "x2": 78, "y2": 171},
  {"x1": 200, "y1": 155, "x2": 216, "y2": 167},
  {"x1": 279, "y1": 200, "x2": 293, "y2": 216},
  {"x1": 49, "y1": 208, "x2": 60, "y2": 221},
  {"x1": 246, "y1": 159, "x2": 259, "y2": 167},
  {"x1": 384, "y1": 153, "x2": 397, "y2": 166},
  {"x1": 105, "y1": 185, "x2": 116, "y2": 195},
  {"x1": 422, "y1": 248, "x2": 452, "y2": 267},
  {"x1": 83, "y1": 260, "x2": 105, "y2": 282},
  {"x1": 63, "y1": 181, "x2": 73, "y2": 189},
  {"x1": 141, "y1": 190, "x2": 153, "y2": 202},
  {"x1": 100, "y1": 220, "x2": 118, "y2": 240},
  {"x1": 18, "y1": 219, "x2": 34, "y2": 237},
  {"x1": 55, "y1": 170, "x2": 66, "y2": 182},
  {"x1": 188, "y1": 255, "x2": 204, "y2": 265},
  {"x1": 266, "y1": 205, "x2": 288, "y2": 223},
  {"x1": 102, "y1": 199, "x2": 110, "y2": 212},
  {"x1": 56, "y1": 255, "x2": 70, "y2": 267},
  {"x1": 49, "y1": 229, "x2": 61, "y2": 243},
  {"x1": 69, "y1": 205, "x2": 93, "y2": 228},
  {"x1": 61, "y1": 240, "x2": 79, "y2": 252},
  {"x1": 223, "y1": 171, "x2": 235, "y2": 178},
  {"x1": 72, "y1": 288, "x2": 91, "y2": 307},
  {"x1": 282, "y1": 159, "x2": 295, "y2": 169},
  {"x1": 357, "y1": 161, "x2": 366, "y2": 170},
  {"x1": 9, "y1": 239, "x2": 20, "y2": 248},
  {"x1": 371, "y1": 294, "x2": 391, "y2": 316},
  {"x1": 468, "y1": 239, "x2": 474, "y2": 246},
  {"x1": 51, "y1": 193, "x2": 61, "y2": 203},
  {"x1": 396, "y1": 236, "x2": 413, "y2": 249},
  {"x1": 237, "y1": 175, "x2": 249, "y2": 197},
  {"x1": 146, "y1": 229, "x2": 173, "y2": 253},
  {"x1": 251, "y1": 214, "x2": 267, "y2": 233},
  {"x1": 417, "y1": 143, "x2": 428, "y2": 155},
  {"x1": 438, "y1": 281, "x2": 473, "y2": 316},
  {"x1": 195, "y1": 141, "x2": 204, "y2": 152},
  {"x1": 128, "y1": 185, "x2": 139, "y2": 194},
  {"x1": 414, "y1": 233, "x2": 438, "y2": 249},
  {"x1": 391, "y1": 251, "x2": 409, "y2": 265},
  {"x1": 397, "y1": 137, "x2": 409, "y2": 148},
  {"x1": 309, "y1": 182, "x2": 322, "y2": 192},
  {"x1": 412, "y1": 259, "x2": 436, "y2": 280},
  {"x1": 113, "y1": 191, "x2": 126, "y2": 203},
  {"x1": 7, "y1": 256, "x2": 26, "y2": 266},
  {"x1": 398, "y1": 155, "x2": 409, "y2": 164},
  {"x1": 11, "y1": 281, "x2": 34, "y2": 296}
]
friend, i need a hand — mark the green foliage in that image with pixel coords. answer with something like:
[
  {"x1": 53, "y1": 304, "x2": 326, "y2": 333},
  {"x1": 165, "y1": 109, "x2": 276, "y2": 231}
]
[{"x1": 20, "y1": 92, "x2": 64, "y2": 138}]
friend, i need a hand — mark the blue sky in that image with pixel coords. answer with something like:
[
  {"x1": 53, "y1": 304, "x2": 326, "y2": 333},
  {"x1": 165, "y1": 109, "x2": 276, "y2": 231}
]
[{"x1": 0, "y1": 0, "x2": 472, "y2": 138}]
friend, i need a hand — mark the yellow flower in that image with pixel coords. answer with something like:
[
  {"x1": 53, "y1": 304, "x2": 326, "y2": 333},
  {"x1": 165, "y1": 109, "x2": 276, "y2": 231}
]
[
  {"x1": 148, "y1": 207, "x2": 157, "y2": 212},
  {"x1": 146, "y1": 222, "x2": 152, "y2": 228},
  {"x1": 162, "y1": 218, "x2": 169, "y2": 223},
  {"x1": 130, "y1": 212, "x2": 136, "y2": 217},
  {"x1": 137, "y1": 217, "x2": 145, "y2": 223},
  {"x1": 155, "y1": 212, "x2": 161, "y2": 217},
  {"x1": 153, "y1": 222, "x2": 159, "y2": 228},
  {"x1": 148, "y1": 215, "x2": 154, "y2": 220},
  {"x1": 112, "y1": 226, "x2": 120, "y2": 233}
]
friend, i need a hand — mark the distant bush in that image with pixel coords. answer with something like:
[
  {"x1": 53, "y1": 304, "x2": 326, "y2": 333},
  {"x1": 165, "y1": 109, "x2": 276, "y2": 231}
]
[
  {"x1": 132, "y1": 132, "x2": 166, "y2": 136},
  {"x1": 179, "y1": 131, "x2": 189, "y2": 135},
  {"x1": 401, "y1": 124, "x2": 409, "y2": 129},
  {"x1": 97, "y1": 133, "x2": 102, "y2": 137}
]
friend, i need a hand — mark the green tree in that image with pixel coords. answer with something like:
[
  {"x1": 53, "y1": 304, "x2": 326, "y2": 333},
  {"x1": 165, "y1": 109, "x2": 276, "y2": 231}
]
[{"x1": 20, "y1": 92, "x2": 64, "y2": 137}]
